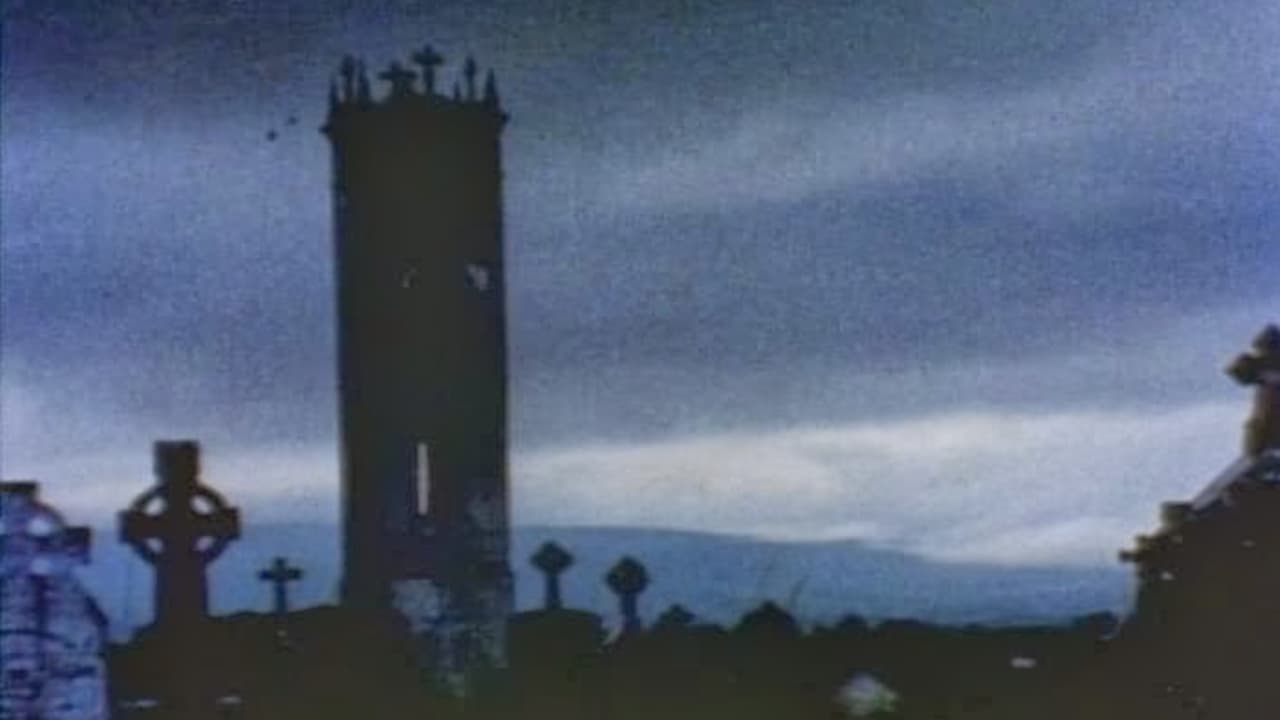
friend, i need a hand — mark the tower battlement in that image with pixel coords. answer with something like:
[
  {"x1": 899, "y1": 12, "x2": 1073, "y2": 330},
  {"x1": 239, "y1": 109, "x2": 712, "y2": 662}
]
[{"x1": 324, "y1": 47, "x2": 503, "y2": 121}]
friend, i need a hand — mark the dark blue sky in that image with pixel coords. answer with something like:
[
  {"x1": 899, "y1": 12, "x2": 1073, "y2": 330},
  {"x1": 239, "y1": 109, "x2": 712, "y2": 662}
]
[{"x1": 3, "y1": 0, "x2": 1278, "y2": 566}]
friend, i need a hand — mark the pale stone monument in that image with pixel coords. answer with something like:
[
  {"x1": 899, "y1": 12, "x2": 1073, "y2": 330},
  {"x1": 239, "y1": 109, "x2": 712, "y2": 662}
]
[{"x1": 1, "y1": 481, "x2": 109, "y2": 720}]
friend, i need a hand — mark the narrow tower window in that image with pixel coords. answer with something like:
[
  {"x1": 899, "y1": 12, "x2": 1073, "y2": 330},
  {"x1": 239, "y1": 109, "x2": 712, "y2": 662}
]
[{"x1": 415, "y1": 441, "x2": 431, "y2": 516}]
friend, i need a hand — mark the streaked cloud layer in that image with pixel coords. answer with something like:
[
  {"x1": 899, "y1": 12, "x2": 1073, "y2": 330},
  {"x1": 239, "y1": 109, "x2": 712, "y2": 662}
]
[
  {"x1": 520, "y1": 402, "x2": 1239, "y2": 565},
  {"x1": 588, "y1": 0, "x2": 1280, "y2": 216},
  {"x1": 2, "y1": 304, "x2": 1258, "y2": 568}
]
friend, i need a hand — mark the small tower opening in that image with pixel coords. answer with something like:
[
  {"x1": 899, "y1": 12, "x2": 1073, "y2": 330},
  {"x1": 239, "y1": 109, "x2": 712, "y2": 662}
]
[{"x1": 465, "y1": 263, "x2": 491, "y2": 292}]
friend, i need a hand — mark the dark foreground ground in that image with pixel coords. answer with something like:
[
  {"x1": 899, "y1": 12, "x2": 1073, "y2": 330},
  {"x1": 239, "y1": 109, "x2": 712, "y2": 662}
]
[{"x1": 110, "y1": 603, "x2": 1126, "y2": 720}]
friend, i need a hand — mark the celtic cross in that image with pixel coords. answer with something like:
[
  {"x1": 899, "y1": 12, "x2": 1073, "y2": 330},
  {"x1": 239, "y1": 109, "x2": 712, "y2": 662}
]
[{"x1": 120, "y1": 441, "x2": 240, "y2": 629}]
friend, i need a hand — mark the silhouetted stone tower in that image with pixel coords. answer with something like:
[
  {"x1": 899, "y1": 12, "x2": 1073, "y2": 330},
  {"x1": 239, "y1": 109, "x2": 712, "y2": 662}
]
[{"x1": 322, "y1": 46, "x2": 512, "y2": 679}]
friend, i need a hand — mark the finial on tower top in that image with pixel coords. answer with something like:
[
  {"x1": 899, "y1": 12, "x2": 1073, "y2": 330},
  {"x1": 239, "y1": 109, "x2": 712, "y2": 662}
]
[
  {"x1": 339, "y1": 56, "x2": 357, "y2": 101},
  {"x1": 355, "y1": 60, "x2": 372, "y2": 104},
  {"x1": 329, "y1": 47, "x2": 505, "y2": 113},
  {"x1": 379, "y1": 60, "x2": 418, "y2": 99},
  {"x1": 463, "y1": 57, "x2": 478, "y2": 101},
  {"x1": 483, "y1": 69, "x2": 500, "y2": 108}
]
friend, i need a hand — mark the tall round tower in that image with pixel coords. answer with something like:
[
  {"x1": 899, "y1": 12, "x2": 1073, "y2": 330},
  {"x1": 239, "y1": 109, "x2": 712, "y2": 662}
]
[{"x1": 322, "y1": 47, "x2": 512, "y2": 681}]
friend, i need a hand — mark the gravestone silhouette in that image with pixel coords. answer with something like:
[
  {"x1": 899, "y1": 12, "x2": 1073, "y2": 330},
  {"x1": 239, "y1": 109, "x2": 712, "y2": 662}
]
[
  {"x1": 653, "y1": 603, "x2": 696, "y2": 631},
  {"x1": 605, "y1": 556, "x2": 650, "y2": 633},
  {"x1": 531, "y1": 542, "x2": 573, "y2": 610},
  {"x1": 119, "y1": 441, "x2": 240, "y2": 630},
  {"x1": 258, "y1": 556, "x2": 304, "y2": 616}
]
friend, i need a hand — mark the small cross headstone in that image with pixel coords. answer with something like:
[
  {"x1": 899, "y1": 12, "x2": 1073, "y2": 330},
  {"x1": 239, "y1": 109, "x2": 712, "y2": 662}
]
[
  {"x1": 605, "y1": 556, "x2": 649, "y2": 633},
  {"x1": 258, "y1": 556, "x2": 303, "y2": 616},
  {"x1": 119, "y1": 441, "x2": 240, "y2": 630},
  {"x1": 1227, "y1": 324, "x2": 1280, "y2": 456},
  {"x1": 530, "y1": 541, "x2": 573, "y2": 610}
]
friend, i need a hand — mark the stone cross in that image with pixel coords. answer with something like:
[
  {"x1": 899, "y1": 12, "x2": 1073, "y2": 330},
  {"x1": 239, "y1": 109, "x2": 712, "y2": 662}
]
[
  {"x1": 119, "y1": 441, "x2": 240, "y2": 630},
  {"x1": 412, "y1": 44, "x2": 445, "y2": 94},
  {"x1": 258, "y1": 556, "x2": 303, "y2": 616},
  {"x1": 531, "y1": 541, "x2": 573, "y2": 610},
  {"x1": 378, "y1": 61, "x2": 417, "y2": 99},
  {"x1": 605, "y1": 556, "x2": 649, "y2": 633},
  {"x1": 1226, "y1": 324, "x2": 1280, "y2": 456}
]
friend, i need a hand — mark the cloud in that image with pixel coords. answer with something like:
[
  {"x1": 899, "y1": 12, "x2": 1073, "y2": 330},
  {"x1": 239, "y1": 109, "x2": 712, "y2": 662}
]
[
  {"x1": 2, "y1": 295, "x2": 1268, "y2": 571},
  {"x1": 0, "y1": 353, "x2": 324, "y2": 523},
  {"x1": 0, "y1": 372, "x2": 339, "y2": 525},
  {"x1": 5, "y1": 382, "x2": 1247, "y2": 569},
  {"x1": 512, "y1": 299, "x2": 1277, "y2": 448},
  {"x1": 516, "y1": 400, "x2": 1243, "y2": 566},
  {"x1": 585, "y1": 0, "x2": 1280, "y2": 217},
  {"x1": 6, "y1": 0, "x2": 1278, "y2": 442}
]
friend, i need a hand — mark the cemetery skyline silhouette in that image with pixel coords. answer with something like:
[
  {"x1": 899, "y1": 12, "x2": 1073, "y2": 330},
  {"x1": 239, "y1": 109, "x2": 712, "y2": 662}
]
[{"x1": 4, "y1": 22, "x2": 1280, "y2": 718}]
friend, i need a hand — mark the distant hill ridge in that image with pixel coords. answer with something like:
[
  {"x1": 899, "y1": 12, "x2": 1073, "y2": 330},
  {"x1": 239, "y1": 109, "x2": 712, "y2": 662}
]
[{"x1": 75, "y1": 524, "x2": 1133, "y2": 639}]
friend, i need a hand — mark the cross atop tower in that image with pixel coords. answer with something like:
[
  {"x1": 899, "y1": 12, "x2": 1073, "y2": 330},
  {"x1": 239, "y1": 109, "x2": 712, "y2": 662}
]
[
  {"x1": 462, "y1": 57, "x2": 478, "y2": 100},
  {"x1": 258, "y1": 556, "x2": 304, "y2": 616},
  {"x1": 119, "y1": 441, "x2": 240, "y2": 629},
  {"x1": 379, "y1": 61, "x2": 418, "y2": 99},
  {"x1": 412, "y1": 44, "x2": 445, "y2": 95},
  {"x1": 1227, "y1": 324, "x2": 1280, "y2": 456}
]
